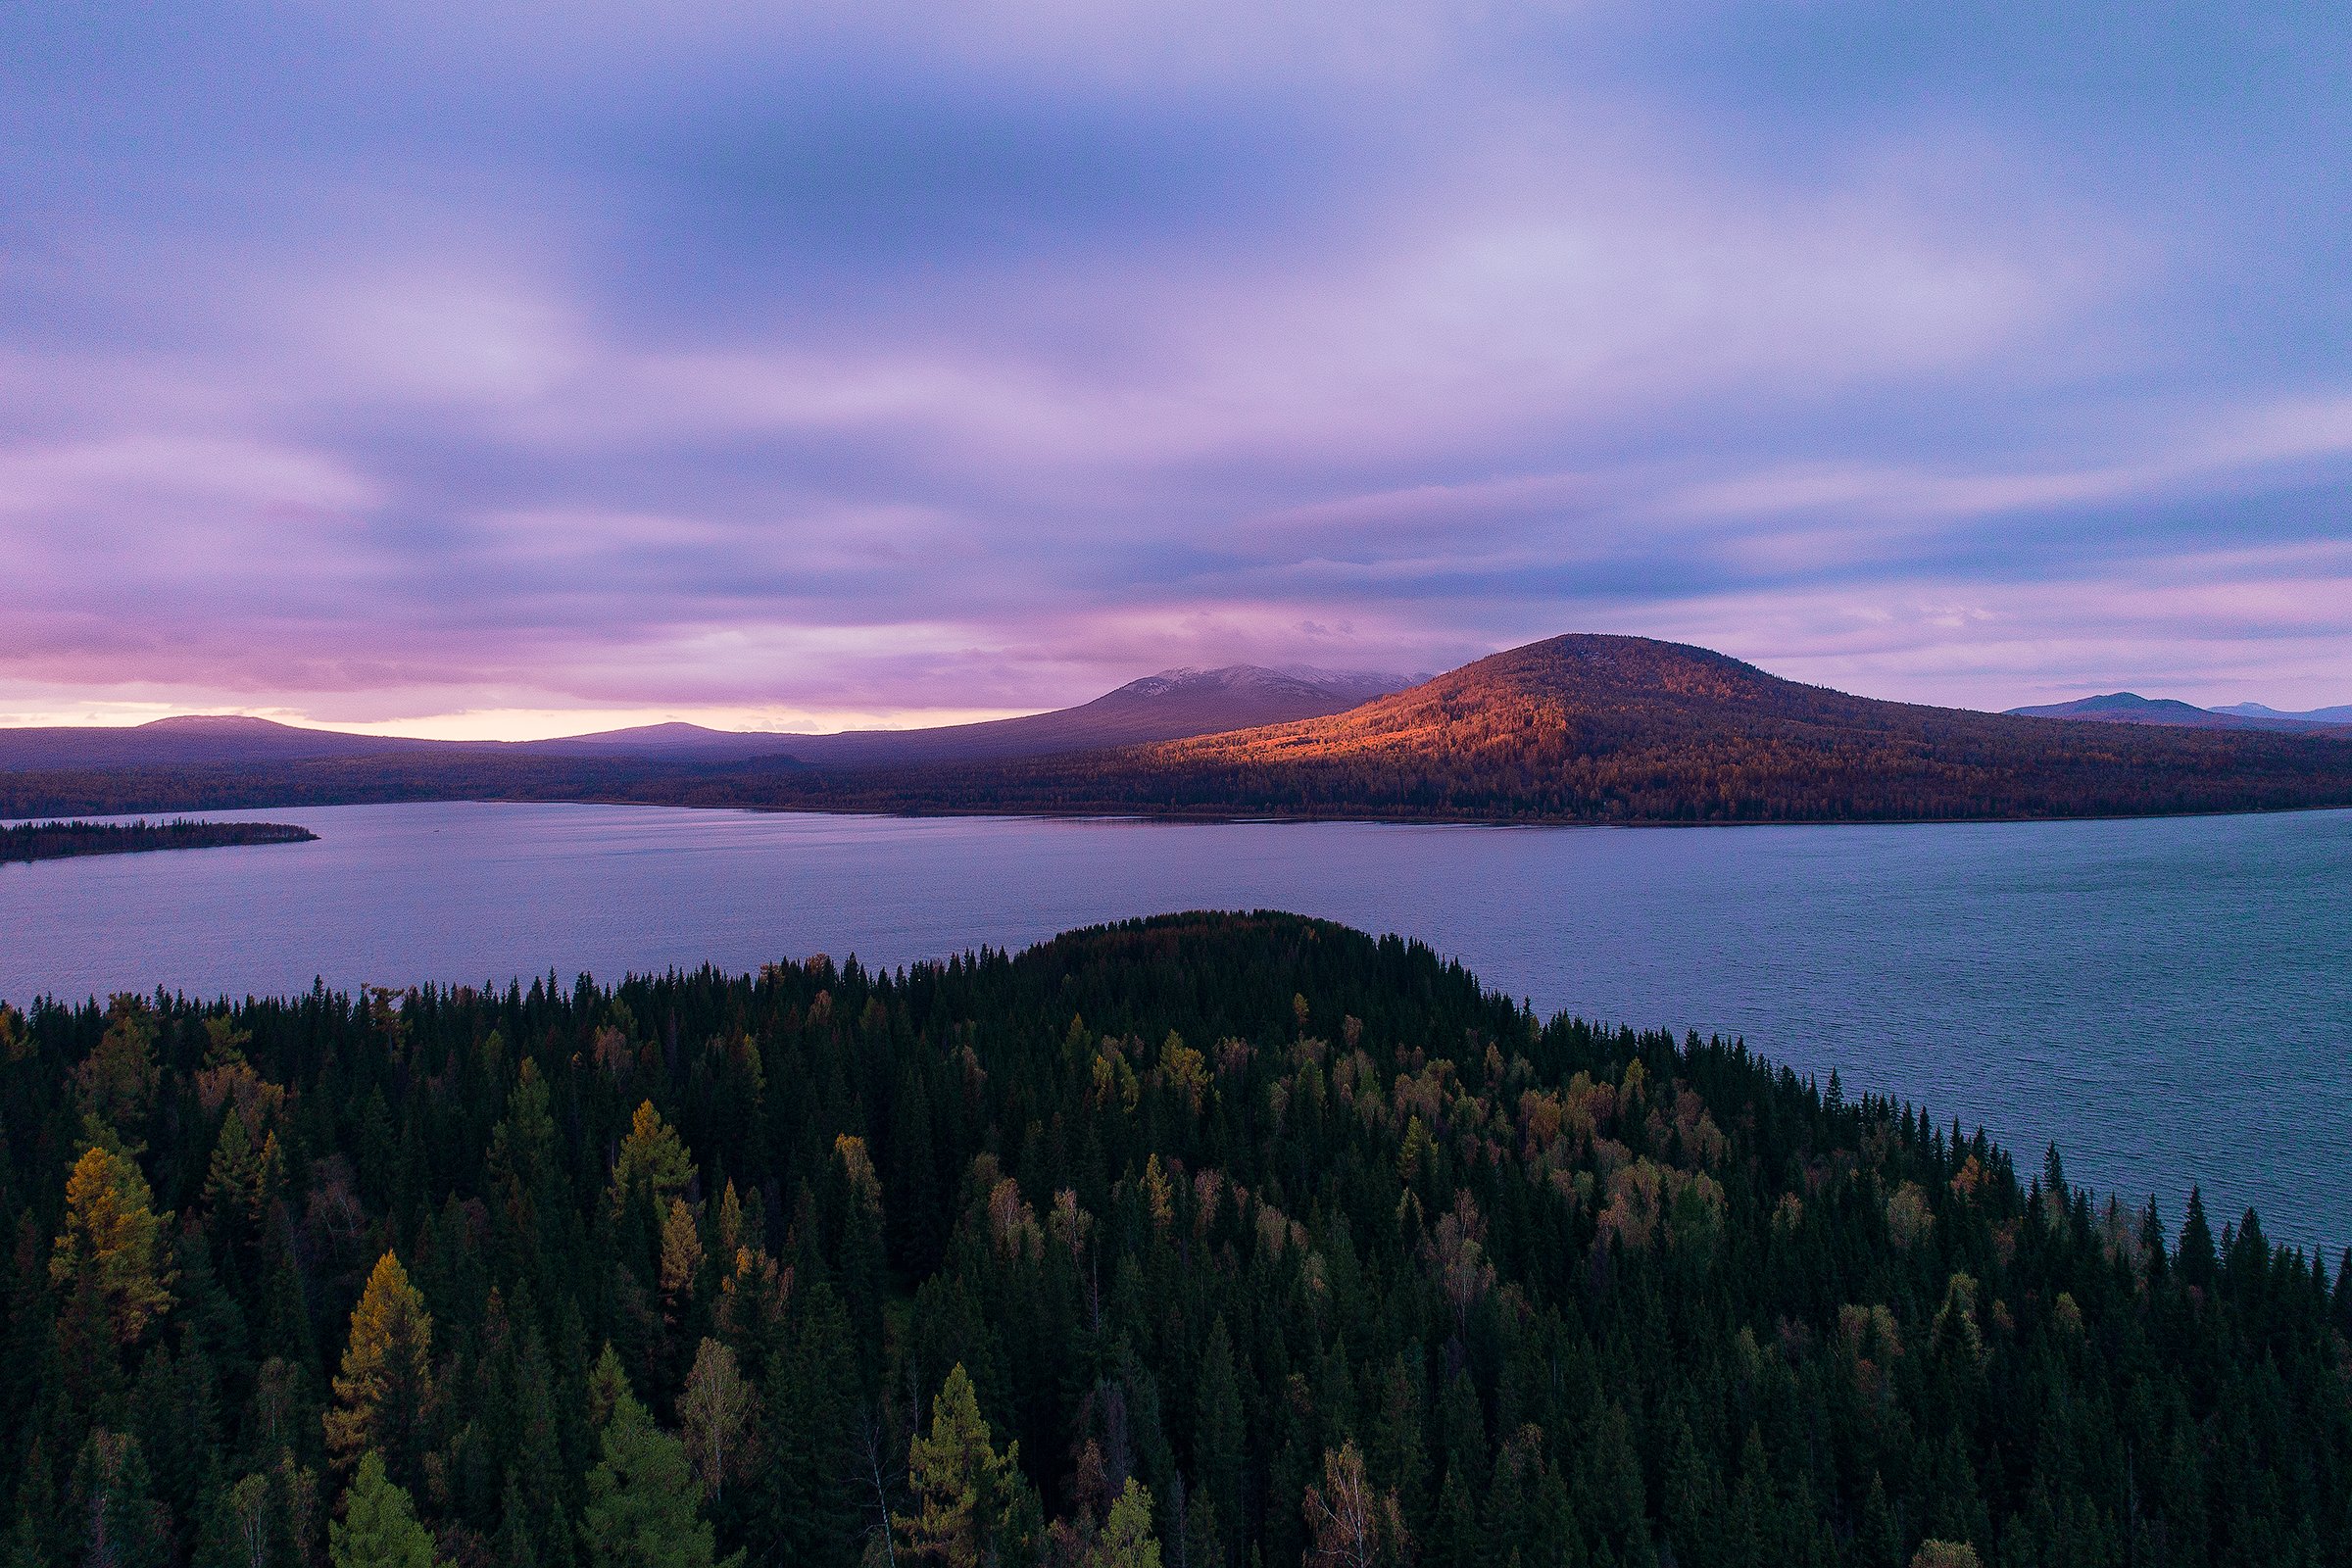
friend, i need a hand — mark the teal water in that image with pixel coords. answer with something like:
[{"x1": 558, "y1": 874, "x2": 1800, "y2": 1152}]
[{"x1": 3, "y1": 802, "x2": 2346, "y2": 1250}]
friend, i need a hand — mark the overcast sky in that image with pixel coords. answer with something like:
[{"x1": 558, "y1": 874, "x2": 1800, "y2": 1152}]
[{"x1": 4, "y1": 2, "x2": 2347, "y2": 736}]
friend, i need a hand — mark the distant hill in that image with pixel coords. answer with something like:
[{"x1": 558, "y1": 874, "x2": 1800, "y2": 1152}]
[
  {"x1": 2214, "y1": 700, "x2": 2352, "y2": 726},
  {"x1": 0, "y1": 713, "x2": 466, "y2": 770},
  {"x1": 2008, "y1": 693, "x2": 2351, "y2": 734},
  {"x1": 523, "y1": 665, "x2": 1411, "y2": 765},
  {"x1": 705, "y1": 634, "x2": 2352, "y2": 823},
  {"x1": 0, "y1": 665, "x2": 1413, "y2": 776},
  {"x1": 760, "y1": 664, "x2": 1415, "y2": 766},
  {"x1": 516, "y1": 721, "x2": 804, "y2": 760},
  {"x1": 2005, "y1": 693, "x2": 2260, "y2": 728}
]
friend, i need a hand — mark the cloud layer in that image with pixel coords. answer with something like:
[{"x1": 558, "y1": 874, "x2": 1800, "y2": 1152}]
[{"x1": 4, "y1": 1, "x2": 2348, "y2": 733}]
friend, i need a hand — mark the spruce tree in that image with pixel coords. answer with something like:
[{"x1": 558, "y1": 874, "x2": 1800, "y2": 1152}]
[
  {"x1": 896, "y1": 1363, "x2": 1025, "y2": 1568},
  {"x1": 329, "y1": 1452, "x2": 439, "y2": 1568},
  {"x1": 580, "y1": 1389, "x2": 724, "y2": 1568},
  {"x1": 1194, "y1": 1320, "x2": 1245, "y2": 1566}
]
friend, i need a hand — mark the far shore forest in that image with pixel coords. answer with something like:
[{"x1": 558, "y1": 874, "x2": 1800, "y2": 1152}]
[{"x1": 1, "y1": 820, "x2": 316, "y2": 864}]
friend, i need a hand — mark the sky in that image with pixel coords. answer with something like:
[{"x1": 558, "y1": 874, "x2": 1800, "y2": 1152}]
[{"x1": 3, "y1": 2, "x2": 2348, "y2": 738}]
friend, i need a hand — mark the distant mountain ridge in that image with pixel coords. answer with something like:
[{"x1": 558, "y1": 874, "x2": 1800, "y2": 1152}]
[
  {"x1": 2214, "y1": 700, "x2": 2352, "y2": 725},
  {"x1": 724, "y1": 633, "x2": 2352, "y2": 823},
  {"x1": 2006, "y1": 693, "x2": 2352, "y2": 733},
  {"x1": 6, "y1": 636, "x2": 2349, "y2": 824},
  {"x1": 0, "y1": 664, "x2": 1414, "y2": 772},
  {"x1": 734, "y1": 663, "x2": 1414, "y2": 766},
  {"x1": 0, "y1": 714, "x2": 461, "y2": 769}
]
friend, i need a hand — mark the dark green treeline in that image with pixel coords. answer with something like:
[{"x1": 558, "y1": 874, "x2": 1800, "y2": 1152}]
[{"x1": 0, "y1": 913, "x2": 2344, "y2": 1568}]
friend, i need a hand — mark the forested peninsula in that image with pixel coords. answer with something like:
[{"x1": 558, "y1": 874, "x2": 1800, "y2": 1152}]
[
  {"x1": 4, "y1": 913, "x2": 2343, "y2": 1568},
  {"x1": 0, "y1": 818, "x2": 316, "y2": 863}
]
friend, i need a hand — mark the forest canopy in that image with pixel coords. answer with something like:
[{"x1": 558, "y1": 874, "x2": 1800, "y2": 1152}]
[{"x1": 0, "y1": 912, "x2": 2343, "y2": 1568}]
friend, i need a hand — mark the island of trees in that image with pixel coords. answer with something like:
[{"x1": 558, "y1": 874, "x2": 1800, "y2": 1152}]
[
  {"x1": 0, "y1": 818, "x2": 317, "y2": 864},
  {"x1": 0, "y1": 912, "x2": 2342, "y2": 1568}
]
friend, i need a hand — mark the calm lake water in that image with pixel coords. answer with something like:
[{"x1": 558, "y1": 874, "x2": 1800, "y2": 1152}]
[{"x1": 3, "y1": 802, "x2": 2347, "y2": 1251}]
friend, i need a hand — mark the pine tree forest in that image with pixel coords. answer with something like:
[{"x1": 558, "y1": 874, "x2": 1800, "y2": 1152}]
[{"x1": 0, "y1": 912, "x2": 2343, "y2": 1568}]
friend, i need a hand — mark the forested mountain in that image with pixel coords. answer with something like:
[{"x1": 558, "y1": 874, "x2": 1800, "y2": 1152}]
[
  {"x1": 728, "y1": 666, "x2": 1415, "y2": 768},
  {"x1": 1, "y1": 913, "x2": 2343, "y2": 1568},
  {"x1": 657, "y1": 635, "x2": 2352, "y2": 822},
  {"x1": 7, "y1": 636, "x2": 2352, "y2": 823}
]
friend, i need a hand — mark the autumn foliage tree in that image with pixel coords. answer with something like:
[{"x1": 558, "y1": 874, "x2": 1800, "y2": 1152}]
[
  {"x1": 1302, "y1": 1444, "x2": 1405, "y2": 1568},
  {"x1": 51, "y1": 1143, "x2": 174, "y2": 1352},
  {"x1": 325, "y1": 1251, "x2": 434, "y2": 1492},
  {"x1": 680, "y1": 1338, "x2": 755, "y2": 1505}
]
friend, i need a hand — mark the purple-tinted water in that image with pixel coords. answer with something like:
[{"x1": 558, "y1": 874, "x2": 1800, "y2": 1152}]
[{"x1": 3, "y1": 802, "x2": 2346, "y2": 1250}]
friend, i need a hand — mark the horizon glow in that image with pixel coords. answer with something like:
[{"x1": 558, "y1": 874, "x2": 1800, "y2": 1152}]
[{"x1": 4, "y1": 3, "x2": 2349, "y2": 737}]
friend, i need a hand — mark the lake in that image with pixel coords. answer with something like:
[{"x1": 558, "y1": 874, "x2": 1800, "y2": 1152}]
[{"x1": 3, "y1": 802, "x2": 2346, "y2": 1251}]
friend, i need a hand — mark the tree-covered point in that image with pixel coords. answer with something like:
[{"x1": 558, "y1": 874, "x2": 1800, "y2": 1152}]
[
  {"x1": 0, "y1": 913, "x2": 2343, "y2": 1568},
  {"x1": 0, "y1": 818, "x2": 317, "y2": 862}
]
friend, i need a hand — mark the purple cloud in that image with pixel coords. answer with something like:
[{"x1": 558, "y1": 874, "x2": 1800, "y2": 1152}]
[{"x1": 2, "y1": 1, "x2": 2348, "y2": 733}]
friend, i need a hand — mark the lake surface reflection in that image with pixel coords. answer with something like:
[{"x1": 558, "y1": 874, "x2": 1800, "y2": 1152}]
[{"x1": 4, "y1": 802, "x2": 2346, "y2": 1250}]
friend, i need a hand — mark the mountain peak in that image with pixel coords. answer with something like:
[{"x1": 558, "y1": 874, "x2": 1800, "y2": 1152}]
[
  {"x1": 1122, "y1": 665, "x2": 1329, "y2": 699},
  {"x1": 2006, "y1": 693, "x2": 2257, "y2": 728},
  {"x1": 139, "y1": 713, "x2": 304, "y2": 733}
]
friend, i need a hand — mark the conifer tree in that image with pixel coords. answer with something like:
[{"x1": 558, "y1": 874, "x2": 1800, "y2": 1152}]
[
  {"x1": 2177, "y1": 1189, "x2": 2217, "y2": 1290},
  {"x1": 495, "y1": 1474, "x2": 543, "y2": 1568},
  {"x1": 1363, "y1": 1356, "x2": 1427, "y2": 1537},
  {"x1": 897, "y1": 1364, "x2": 1024, "y2": 1568},
  {"x1": 753, "y1": 1282, "x2": 860, "y2": 1568},
  {"x1": 329, "y1": 1452, "x2": 439, "y2": 1568},
  {"x1": 1194, "y1": 1320, "x2": 1244, "y2": 1565},
  {"x1": 325, "y1": 1252, "x2": 434, "y2": 1493},
  {"x1": 71, "y1": 1428, "x2": 170, "y2": 1568},
  {"x1": 1089, "y1": 1480, "x2": 1161, "y2": 1568},
  {"x1": 580, "y1": 1388, "x2": 726, "y2": 1568},
  {"x1": 76, "y1": 998, "x2": 160, "y2": 1145},
  {"x1": 610, "y1": 1103, "x2": 692, "y2": 1217},
  {"x1": 1858, "y1": 1475, "x2": 1901, "y2": 1568},
  {"x1": 832, "y1": 1137, "x2": 889, "y2": 1383},
  {"x1": 52, "y1": 1142, "x2": 174, "y2": 1351}
]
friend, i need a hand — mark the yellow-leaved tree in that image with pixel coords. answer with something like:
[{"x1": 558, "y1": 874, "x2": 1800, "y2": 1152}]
[
  {"x1": 51, "y1": 1143, "x2": 174, "y2": 1349},
  {"x1": 325, "y1": 1250, "x2": 435, "y2": 1491},
  {"x1": 610, "y1": 1101, "x2": 692, "y2": 1215}
]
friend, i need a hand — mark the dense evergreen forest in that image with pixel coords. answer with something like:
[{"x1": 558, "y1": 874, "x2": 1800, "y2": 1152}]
[
  {"x1": 2, "y1": 913, "x2": 2346, "y2": 1568},
  {"x1": 0, "y1": 820, "x2": 316, "y2": 863}
]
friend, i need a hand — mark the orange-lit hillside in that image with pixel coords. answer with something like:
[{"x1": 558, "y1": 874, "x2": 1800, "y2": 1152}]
[
  {"x1": 7, "y1": 635, "x2": 2352, "y2": 824},
  {"x1": 928, "y1": 633, "x2": 2352, "y2": 822}
]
